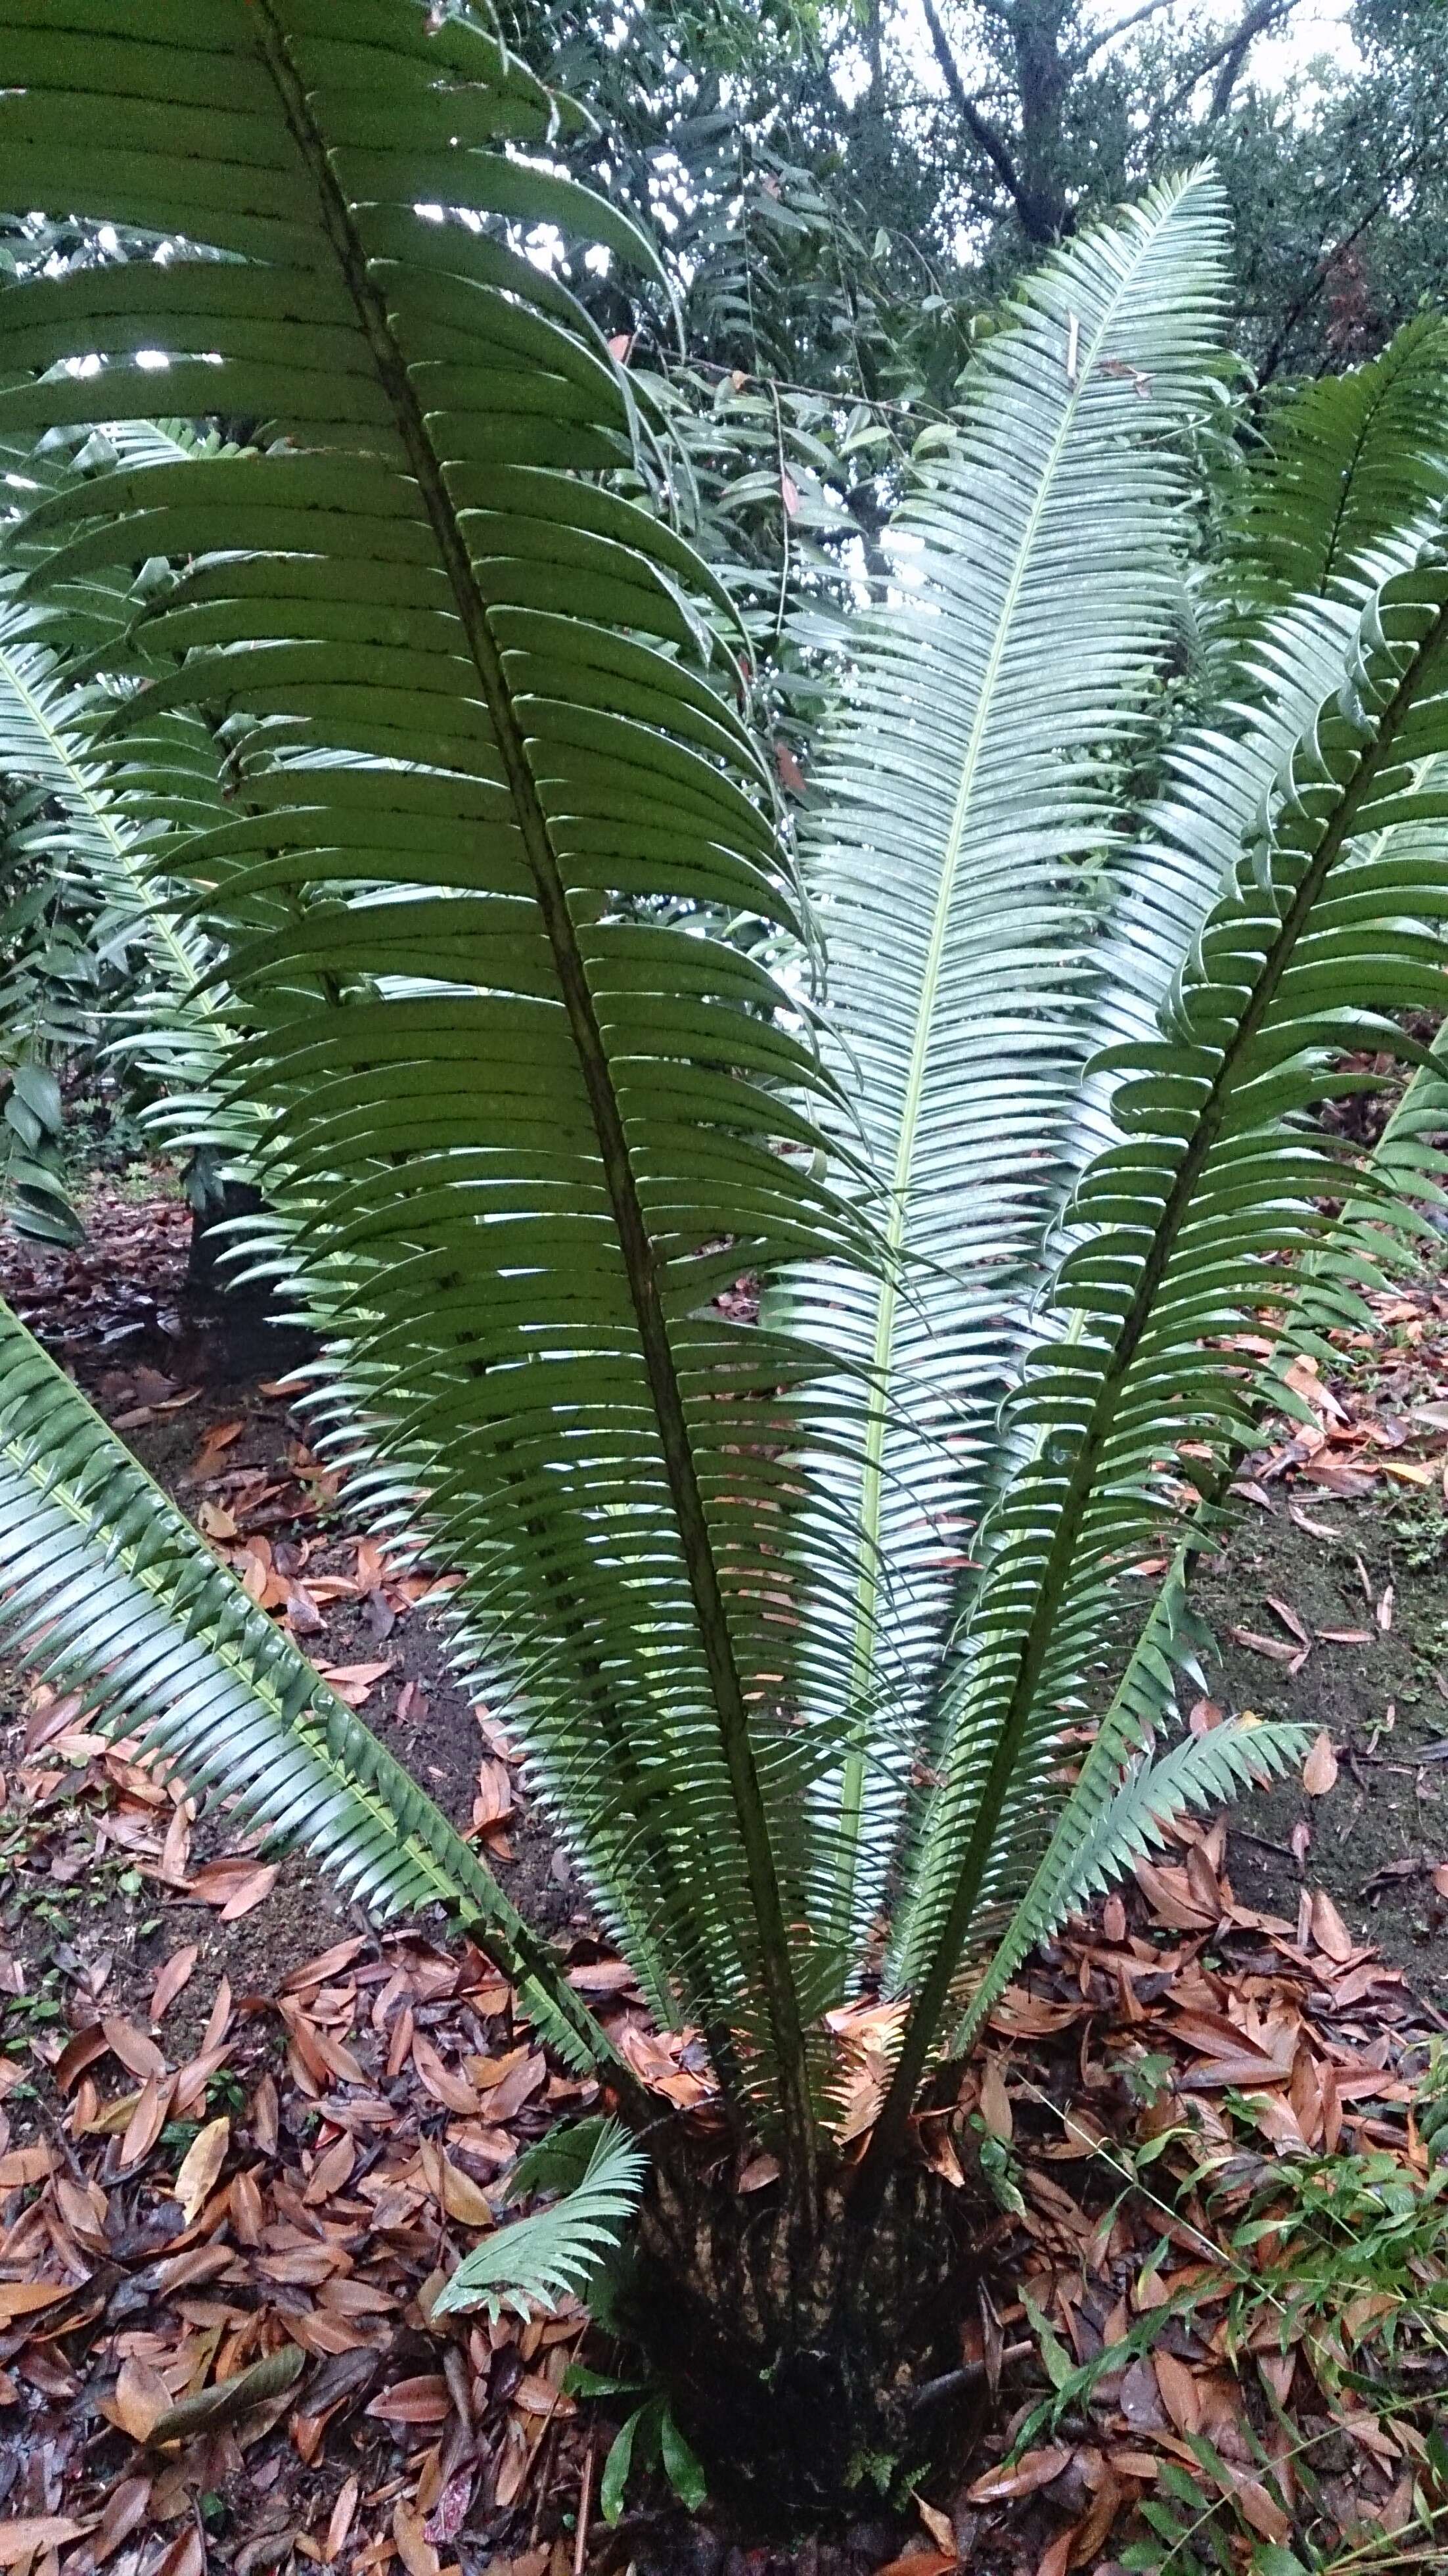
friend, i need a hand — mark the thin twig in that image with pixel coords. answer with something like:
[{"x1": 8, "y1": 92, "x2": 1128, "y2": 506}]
[
  {"x1": 904, "y1": 2339, "x2": 1032, "y2": 2412},
  {"x1": 526, "y1": 2407, "x2": 561, "y2": 2546},
  {"x1": 769, "y1": 376, "x2": 790, "y2": 651},
  {"x1": 573, "y1": 2437, "x2": 595, "y2": 2576}
]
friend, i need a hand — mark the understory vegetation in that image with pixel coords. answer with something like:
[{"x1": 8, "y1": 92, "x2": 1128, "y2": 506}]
[{"x1": 5, "y1": 0, "x2": 1448, "y2": 2552}]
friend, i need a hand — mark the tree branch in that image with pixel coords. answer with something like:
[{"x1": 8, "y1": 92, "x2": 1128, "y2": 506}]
[
  {"x1": 1148, "y1": 0, "x2": 1299, "y2": 122},
  {"x1": 1208, "y1": 0, "x2": 1298, "y2": 117},
  {"x1": 1072, "y1": 0, "x2": 1191, "y2": 70},
  {"x1": 918, "y1": 0, "x2": 1034, "y2": 231},
  {"x1": 1255, "y1": 137, "x2": 1433, "y2": 384}
]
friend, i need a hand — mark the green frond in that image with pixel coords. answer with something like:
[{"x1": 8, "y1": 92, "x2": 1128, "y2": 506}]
[
  {"x1": 0, "y1": 1295, "x2": 616, "y2": 2082},
  {"x1": 432, "y1": 2117, "x2": 648, "y2": 2321},
  {"x1": 1228, "y1": 316, "x2": 1448, "y2": 613},
  {"x1": 0, "y1": 416, "x2": 261, "y2": 1185},
  {"x1": 951, "y1": 1000, "x2": 1448, "y2": 2061},
  {"x1": 1033, "y1": 1716, "x2": 1307, "y2": 1933},
  {"x1": 955, "y1": 1709, "x2": 1305, "y2": 2057},
  {"x1": 0, "y1": 0, "x2": 867, "y2": 2172},
  {"x1": 777, "y1": 168, "x2": 1231, "y2": 1957},
  {"x1": 867, "y1": 522, "x2": 1448, "y2": 2166},
  {"x1": 9, "y1": 9, "x2": 1448, "y2": 2190}
]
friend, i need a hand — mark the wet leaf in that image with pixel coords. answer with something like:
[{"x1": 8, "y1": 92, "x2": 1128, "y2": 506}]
[
  {"x1": 148, "y1": 1944, "x2": 198, "y2": 2025},
  {"x1": 1302, "y1": 1732, "x2": 1338, "y2": 1796},
  {"x1": 102, "y1": 2016, "x2": 166, "y2": 2081},
  {"x1": 1152, "y1": 2351, "x2": 1201, "y2": 2437},
  {"x1": 324, "y1": 2475, "x2": 361, "y2": 2564},
  {"x1": 392, "y1": 2503, "x2": 440, "y2": 2576},
  {"x1": 105, "y1": 2357, "x2": 172, "y2": 2444},
  {"x1": 81, "y1": 2472, "x2": 151, "y2": 2567},
  {"x1": 1231, "y1": 2475, "x2": 1292, "y2": 2544},
  {"x1": 120, "y1": 2073, "x2": 174, "y2": 2171},
  {"x1": 219, "y1": 1863, "x2": 279, "y2": 1920},
  {"x1": 0, "y1": 2519, "x2": 95, "y2": 2564},
  {"x1": 0, "y1": 2280, "x2": 70, "y2": 2323},
  {"x1": 1310, "y1": 1889, "x2": 1354, "y2": 1962},
  {"x1": 171, "y1": 2115, "x2": 229, "y2": 2223},
  {"x1": 367, "y1": 2376, "x2": 452, "y2": 2426},
  {"x1": 967, "y1": 2446, "x2": 1070, "y2": 2503},
  {"x1": 916, "y1": 2499, "x2": 956, "y2": 2555},
  {"x1": 422, "y1": 2472, "x2": 473, "y2": 2550},
  {"x1": 979, "y1": 2056, "x2": 1013, "y2": 2142}
]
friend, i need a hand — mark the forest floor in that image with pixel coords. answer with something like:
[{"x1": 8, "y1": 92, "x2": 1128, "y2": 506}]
[{"x1": 3, "y1": 1177, "x2": 1448, "y2": 2576}]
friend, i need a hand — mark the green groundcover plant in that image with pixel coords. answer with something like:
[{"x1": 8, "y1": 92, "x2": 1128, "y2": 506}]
[{"x1": 5, "y1": 0, "x2": 1448, "y2": 2510}]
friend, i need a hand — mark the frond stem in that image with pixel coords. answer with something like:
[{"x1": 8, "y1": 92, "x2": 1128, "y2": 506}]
[
  {"x1": 253, "y1": 5, "x2": 817, "y2": 2206},
  {"x1": 829, "y1": 260, "x2": 1148, "y2": 1954},
  {"x1": 853, "y1": 580, "x2": 1448, "y2": 2214}
]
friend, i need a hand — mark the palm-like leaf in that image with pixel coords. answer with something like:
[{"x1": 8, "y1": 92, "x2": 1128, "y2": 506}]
[
  {"x1": 432, "y1": 2117, "x2": 647, "y2": 2321},
  {"x1": 0, "y1": 420, "x2": 268, "y2": 1193},
  {"x1": 7, "y1": 3, "x2": 1448, "y2": 2212},
  {"x1": 0, "y1": 0, "x2": 869, "y2": 2182},
  {"x1": 863, "y1": 536, "x2": 1448, "y2": 2182},
  {"x1": 951, "y1": 994, "x2": 1448, "y2": 2057},
  {"x1": 0, "y1": 1295, "x2": 620, "y2": 2082},
  {"x1": 779, "y1": 170, "x2": 1230, "y2": 1955},
  {"x1": 1227, "y1": 315, "x2": 1448, "y2": 612}
]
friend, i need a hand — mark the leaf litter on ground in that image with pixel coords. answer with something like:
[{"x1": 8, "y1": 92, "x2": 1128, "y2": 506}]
[{"x1": 4, "y1": 1199, "x2": 1448, "y2": 2575}]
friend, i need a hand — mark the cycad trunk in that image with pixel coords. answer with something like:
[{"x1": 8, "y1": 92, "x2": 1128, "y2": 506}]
[{"x1": 624, "y1": 2165, "x2": 984, "y2": 2523}]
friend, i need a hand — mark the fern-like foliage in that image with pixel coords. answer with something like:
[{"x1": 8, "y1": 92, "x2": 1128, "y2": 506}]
[
  {"x1": 432, "y1": 2119, "x2": 648, "y2": 2321},
  {"x1": 1228, "y1": 315, "x2": 1448, "y2": 612},
  {"x1": 5, "y1": 5, "x2": 1448, "y2": 2207},
  {"x1": 864, "y1": 539, "x2": 1448, "y2": 2184},
  {"x1": 0, "y1": 0, "x2": 865, "y2": 2189},
  {"x1": 779, "y1": 170, "x2": 1230, "y2": 1959},
  {"x1": 0, "y1": 1296, "x2": 622, "y2": 2081},
  {"x1": 0, "y1": 419, "x2": 264, "y2": 1219}
]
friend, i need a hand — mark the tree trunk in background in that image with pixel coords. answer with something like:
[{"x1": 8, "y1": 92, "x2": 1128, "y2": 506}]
[{"x1": 185, "y1": 1157, "x2": 315, "y2": 1378}]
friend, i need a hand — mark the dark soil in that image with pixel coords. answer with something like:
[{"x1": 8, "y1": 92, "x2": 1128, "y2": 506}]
[
  {"x1": 24, "y1": 1184, "x2": 1448, "y2": 2025},
  {"x1": 0, "y1": 1177, "x2": 579, "y2": 2063},
  {"x1": 1196, "y1": 1488, "x2": 1448, "y2": 1993},
  {"x1": 7, "y1": 1184, "x2": 1448, "y2": 2573}
]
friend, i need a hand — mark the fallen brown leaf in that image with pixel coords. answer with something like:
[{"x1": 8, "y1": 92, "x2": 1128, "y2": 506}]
[
  {"x1": 1311, "y1": 1889, "x2": 1355, "y2": 1962},
  {"x1": 916, "y1": 2499, "x2": 956, "y2": 2558},
  {"x1": 1303, "y1": 1732, "x2": 1338, "y2": 1797},
  {"x1": 219, "y1": 1862, "x2": 279, "y2": 1921},
  {"x1": 0, "y1": 2147, "x2": 52, "y2": 2188},
  {"x1": 324, "y1": 2474, "x2": 361, "y2": 2564},
  {"x1": 967, "y1": 2445, "x2": 1070, "y2": 2504},
  {"x1": 78, "y1": 2472, "x2": 151, "y2": 2569},
  {"x1": 104, "y1": 2357, "x2": 172, "y2": 2445},
  {"x1": 172, "y1": 2114, "x2": 229, "y2": 2223},
  {"x1": 0, "y1": 2281, "x2": 70, "y2": 2324},
  {"x1": 0, "y1": 2518, "x2": 95, "y2": 2565},
  {"x1": 102, "y1": 2015, "x2": 166, "y2": 2082},
  {"x1": 1152, "y1": 2351, "x2": 1202, "y2": 2437},
  {"x1": 119, "y1": 2073, "x2": 174, "y2": 2171},
  {"x1": 979, "y1": 2056, "x2": 1013, "y2": 2143},
  {"x1": 1229, "y1": 2474, "x2": 1292, "y2": 2544},
  {"x1": 367, "y1": 2375, "x2": 452, "y2": 2426},
  {"x1": 148, "y1": 1943, "x2": 198, "y2": 2025}
]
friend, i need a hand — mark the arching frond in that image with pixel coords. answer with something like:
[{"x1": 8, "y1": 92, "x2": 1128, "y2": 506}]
[
  {"x1": 1228, "y1": 316, "x2": 1448, "y2": 612},
  {"x1": 777, "y1": 170, "x2": 1231, "y2": 1956},
  {"x1": 7, "y1": 5, "x2": 1448, "y2": 2197},
  {"x1": 0, "y1": 0, "x2": 868, "y2": 2180},
  {"x1": 432, "y1": 2117, "x2": 647, "y2": 2321},
  {"x1": 865, "y1": 531, "x2": 1448, "y2": 2176},
  {"x1": 0, "y1": 1296, "x2": 617, "y2": 2083}
]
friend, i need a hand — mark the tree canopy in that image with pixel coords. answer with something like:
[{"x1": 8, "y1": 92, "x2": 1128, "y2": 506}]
[{"x1": 504, "y1": 0, "x2": 1448, "y2": 398}]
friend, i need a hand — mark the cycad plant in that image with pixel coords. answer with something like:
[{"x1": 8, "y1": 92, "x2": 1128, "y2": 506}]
[{"x1": 5, "y1": 0, "x2": 1448, "y2": 2511}]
